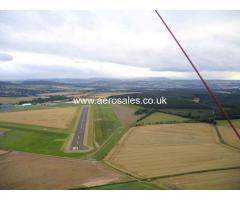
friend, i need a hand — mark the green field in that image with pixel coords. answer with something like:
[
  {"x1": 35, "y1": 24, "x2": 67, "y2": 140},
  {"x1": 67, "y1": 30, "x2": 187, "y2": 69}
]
[
  {"x1": 137, "y1": 112, "x2": 190, "y2": 125},
  {"x1": 90, "y1": 105, "x2": 122, "y2": 146},
  {"x1": 0, "y1": 122, "x2": 85, "y2": 158},
  {"x1": 0, "y1": 104, "x2": 123, "y2": 159},
  {"x1": 88, "y1": 105, "x2": 124, "y2": 160},
  {"x1": 217, "y1": 119, "x2": 240, "y2": 128},
  {"x1": 159, "y1": 108, "x2": 213, "y2": 121},
  {"x1": 88, "y1": 181, "x2": 159, "y2": 190}
]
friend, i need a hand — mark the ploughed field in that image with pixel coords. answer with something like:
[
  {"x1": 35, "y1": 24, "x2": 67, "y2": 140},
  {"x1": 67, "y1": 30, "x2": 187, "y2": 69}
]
[
  {"x1": 112, "y1": 104, "x2": 143, "y2": 127},
  {"x1": 0, "y1": 151, "x2": 129, "y2": 189},
  {"x1": 105, "y1": 123, "x2": 240, "y2": 185},
  {"x1": 0, "y1": 107, "x2": 79, "y2": 129}
]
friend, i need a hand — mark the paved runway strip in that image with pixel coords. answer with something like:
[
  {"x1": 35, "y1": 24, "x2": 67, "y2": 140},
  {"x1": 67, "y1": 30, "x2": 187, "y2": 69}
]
[{"x1": 71, "y1": 105, "x2": 88, "y2": 150}]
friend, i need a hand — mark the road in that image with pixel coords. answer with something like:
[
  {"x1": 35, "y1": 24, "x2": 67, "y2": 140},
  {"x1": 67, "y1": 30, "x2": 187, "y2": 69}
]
[{"x1": 70, "y1": 105, "x2": 88, "y2": 151}]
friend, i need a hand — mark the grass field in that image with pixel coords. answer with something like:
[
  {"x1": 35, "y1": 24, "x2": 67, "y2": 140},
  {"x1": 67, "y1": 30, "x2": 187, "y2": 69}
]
[
  {"x1": 0, "y1": 122, "x2": 85, "y2": 158},
  {"x1": 88, "y1": 181, "x2": 159, "y2": 190},
  {"x1": 0, "y1": 151, "x2": 128, "y2": 189},
  {"x1": 137, "y1": 112, "x2": 190, "y2": 125},
  {"x1": 86, "y1": 105, "x2": 125, "y2": 160},
  {"x1": 90, "y1": 105, "x2": 122, "y2": 146},
  {"x1": 0, "y1": 107, "x2": 79, "y2": 129},
  {"x1": 106, "y1": 123, "x2": 240, "y2": 182},
  {"x1": 0, "y1": 127, "x2": 10, "y2": 133},
  {"x1": 0, "y1": 129, "x2": 66, "y2": 155},
  {"x1": 217, "y1": 119, "x2": 240, "y2": 128},
  {"x1": 154, "y1": 168, "x2": 240, "y2": 189}
]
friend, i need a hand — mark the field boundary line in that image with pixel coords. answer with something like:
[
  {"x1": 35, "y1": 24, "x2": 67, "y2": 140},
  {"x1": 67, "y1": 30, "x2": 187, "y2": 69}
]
[
  {"x1": 144, "y1": 166, "x2": 240, "y2": 181},
  {"x1": 72, "y1": 180, "x2": 137, "y2": 190},
  {"x1": 105, "y1": 127, "x2": 134, "y2": 160},
  {"x1": 214, "y1": 125, "x2": 240, "y2": 151},
  {"x1": 3, "y1": 150, "x2": 89, "y2": 161},
  {"x1": 104, "y1": 159, "x2": 143, "y2": 179},
  {"x1": 103, "y1": 160, "x2": 140, "y2": 180},
  {"x1": 0, "y1": 122, "x2": 67, "y2": 135},
  {"x1": 90, "y1": 126, "x2": 126, "y2": 159}
]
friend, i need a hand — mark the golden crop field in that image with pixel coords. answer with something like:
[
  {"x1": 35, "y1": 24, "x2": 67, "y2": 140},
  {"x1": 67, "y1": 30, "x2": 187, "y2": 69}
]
[
  {"x1": 0, "y1": 107, "x2": 79, "y2": 129},
  {"x1": 106, "y1": 123, "x2": 240, "y2": 179},
  {"x1": 218, "y1": 126, "x2": 240, "y2": 149},
  {"x1": 153, "y1": 168, "x2": 240, "y2": 189}
]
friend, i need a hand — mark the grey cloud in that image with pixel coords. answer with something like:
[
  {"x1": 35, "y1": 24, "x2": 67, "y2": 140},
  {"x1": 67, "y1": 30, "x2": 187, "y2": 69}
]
[
  {"x1": 0, "y1": 53, "x2": 13, "y2": 61},
  {"x1": 0, "y1": 11, "x2": 240, "y2": 79}
]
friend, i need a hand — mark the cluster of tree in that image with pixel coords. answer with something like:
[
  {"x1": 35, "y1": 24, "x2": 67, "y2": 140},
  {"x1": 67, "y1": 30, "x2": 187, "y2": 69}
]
[
  {"x1": 18, "y1": 95, "x2": 70, "y2": 105},
  {"x1": 111, "y1": 88, "x2": 240, "y2": 123}
]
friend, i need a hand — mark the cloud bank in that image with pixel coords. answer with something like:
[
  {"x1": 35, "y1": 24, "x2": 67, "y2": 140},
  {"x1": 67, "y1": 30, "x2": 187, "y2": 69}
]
[{"x1": 0, "y1": 11, "x2": 240, "y2": 80}]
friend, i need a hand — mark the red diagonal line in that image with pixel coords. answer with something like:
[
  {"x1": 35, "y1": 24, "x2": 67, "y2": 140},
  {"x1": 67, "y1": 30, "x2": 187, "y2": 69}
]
[{"x1": 154, "y1": 10, "x2": 240, "y2": 140}]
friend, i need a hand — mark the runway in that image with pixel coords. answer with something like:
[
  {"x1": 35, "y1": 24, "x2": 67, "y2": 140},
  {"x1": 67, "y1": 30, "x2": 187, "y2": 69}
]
[{"x1": 70, "y1": 105, "x2": 88, "y2": 150}]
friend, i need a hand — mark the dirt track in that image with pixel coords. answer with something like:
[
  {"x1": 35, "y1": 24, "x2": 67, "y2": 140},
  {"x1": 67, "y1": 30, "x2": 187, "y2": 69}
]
[{"x1": 0, "y1": 151, "x2": 128, "y2": 189}]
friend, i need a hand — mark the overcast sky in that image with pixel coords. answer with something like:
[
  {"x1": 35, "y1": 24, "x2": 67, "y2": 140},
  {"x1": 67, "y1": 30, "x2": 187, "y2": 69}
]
[{"x1": 0, "y1": 11, "x2": 240, "y2": 80}]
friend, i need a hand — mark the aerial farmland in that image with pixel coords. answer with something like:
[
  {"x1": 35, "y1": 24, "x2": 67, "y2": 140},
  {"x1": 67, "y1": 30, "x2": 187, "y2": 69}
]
[{"x1": 0, "y1": 79, "x2": 240, "y2": 190}]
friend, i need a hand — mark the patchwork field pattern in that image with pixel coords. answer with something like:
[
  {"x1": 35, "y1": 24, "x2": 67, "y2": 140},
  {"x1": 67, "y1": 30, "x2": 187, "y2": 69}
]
[
  {"x1": 106, "y1": 123, "x2": 240, "y2": 179},
  {"x1": 0, "y1": 151, "x2": 129, "y2": 189},
  {"x1": 0, "y1": 107, "x2": 79, "y2": 129}
]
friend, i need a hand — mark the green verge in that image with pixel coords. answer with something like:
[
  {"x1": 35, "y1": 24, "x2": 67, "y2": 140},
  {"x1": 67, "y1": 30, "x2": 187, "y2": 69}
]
[
  {"x1": 90, "y1": 104, "x2": 124, "y2": 160},
  {"x1": 92, "y1": 126, "x2": 125, "y2": 160},
  {"x1": 93, "y1": 104, "x2": 122, "y2": 145},
  {"x1": 137, "y1": 112, "x2": 190, "y2": 125},
  {"x1": 86, "y1": 105, "x2": 96, "y2": 148},
  {"x1": 86, "y1": 181, "x2": 160, "y2": 190}
]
